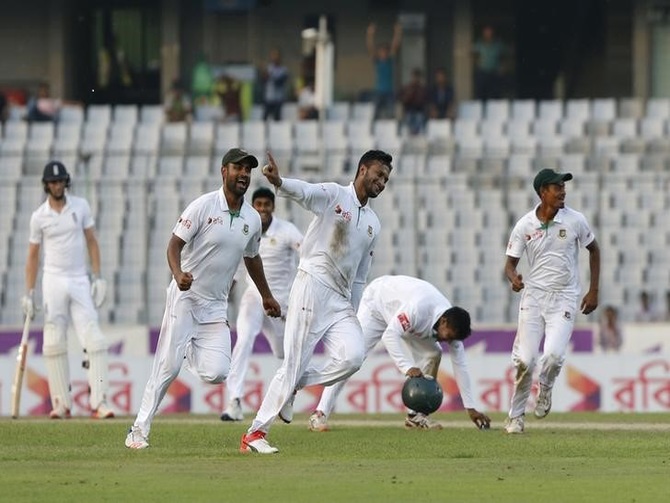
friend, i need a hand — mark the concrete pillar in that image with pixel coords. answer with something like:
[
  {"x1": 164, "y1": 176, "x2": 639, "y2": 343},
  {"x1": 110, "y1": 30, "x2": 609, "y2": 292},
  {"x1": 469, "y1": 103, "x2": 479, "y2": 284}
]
[
  {"x1": 452, "y1": 0, "x2": 473, "y2": 103},
  {"x1": 632, "y1": 0, "x2": 650, "y2": 99},
  {"x1": 161, "y1": 0, "x2": 181, "y2": 100}
]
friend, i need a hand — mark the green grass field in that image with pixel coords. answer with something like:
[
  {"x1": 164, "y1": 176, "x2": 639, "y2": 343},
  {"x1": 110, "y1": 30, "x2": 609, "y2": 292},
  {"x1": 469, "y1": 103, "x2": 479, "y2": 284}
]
[{"x1": 1, "y1": 413, "x2": 669, "y2": 503}]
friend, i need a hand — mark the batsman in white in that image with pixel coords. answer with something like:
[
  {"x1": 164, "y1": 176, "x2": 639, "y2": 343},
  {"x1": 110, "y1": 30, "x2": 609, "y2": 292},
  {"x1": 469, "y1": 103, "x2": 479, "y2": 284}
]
[
  {"x1": 221, "y1": 187, "x2": 303, "y2": 422},
  {"x1": 239, "y1": 150, "x2": 392, "y2": 454},
  {"x1": 504, "y1": 168, "x2": 600, "y2": 434},
  {"x1": 309, "y1": 275, "x2": 491, "y2": 432},
  {"x1": 23, "y1": 161, "x2": 113, "y2": 419},
  {"x1": 125, "y1": 148, "x2": 281, "y2": 449}
]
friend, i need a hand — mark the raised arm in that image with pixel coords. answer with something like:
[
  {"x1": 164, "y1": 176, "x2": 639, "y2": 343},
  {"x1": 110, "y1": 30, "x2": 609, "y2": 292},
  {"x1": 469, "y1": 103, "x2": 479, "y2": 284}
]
[
  {"x1": 390, "y1": 21, "x2": 403, "y2": 56},
  {"x1": 366, "y1": 22, "x2": 376, "y2": 58}
]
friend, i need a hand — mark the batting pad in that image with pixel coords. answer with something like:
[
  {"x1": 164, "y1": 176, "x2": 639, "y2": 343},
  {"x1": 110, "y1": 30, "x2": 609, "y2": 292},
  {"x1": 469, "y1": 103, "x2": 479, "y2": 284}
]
[
  {"x1": 87, "y1": 348, "x2": 109, "y2": 411},
  {"x1": 43, "y1": 333, "x2": 72, "y2": 412}
]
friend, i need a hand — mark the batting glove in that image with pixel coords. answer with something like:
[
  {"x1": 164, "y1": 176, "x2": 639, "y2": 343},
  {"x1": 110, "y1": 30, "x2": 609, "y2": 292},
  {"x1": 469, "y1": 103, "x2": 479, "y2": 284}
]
[
  {"x1": 21, "y1": 290, "x2": 35, "y2": 320},
  {"x1": 91, "y1": 276, "x2": 107, "y2": 308}
]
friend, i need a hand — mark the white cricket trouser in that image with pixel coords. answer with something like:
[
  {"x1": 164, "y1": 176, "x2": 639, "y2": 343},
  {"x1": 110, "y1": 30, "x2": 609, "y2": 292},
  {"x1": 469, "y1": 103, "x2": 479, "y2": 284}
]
[
  {"x1": 316, "y1": 299, "x2": 442, "y2": 417},
  {"x1": 508, "y1": 287, "x2": 577, "y2": 418},
  {"x1": 226, "y1": 286, "x2": 286, "y2": 401},
  {"x1": 248, "y1": 271, "x2": 365, "y2": 434},
  {"x1": 134, "y1": 282, "x2": 231, "y2": 436},
  {"x1": 42, "y1": 272, "x2": 109, "y2": 411}
]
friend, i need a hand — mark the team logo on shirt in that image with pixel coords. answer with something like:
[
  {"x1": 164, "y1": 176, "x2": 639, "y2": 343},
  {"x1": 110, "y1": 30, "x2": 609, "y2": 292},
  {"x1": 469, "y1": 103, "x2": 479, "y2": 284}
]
[
  {"x1": 559, "y1": 229, "x2": 567, "y2": 239},
  {"x1": 243, "y1": 224, "x2": 249, "y2": 235},
  {"x1": 178, "y1": 218, "x2": 192, "y2": 229},
  {"x1": 564, "y1": 311, "x2": 571, "y2": 320},
  {"x1": 334, "y1": 204, "x2": 352, "y2": 222},
  {"x1": 397, "y1": 312, "x2": 411, "y2": 331}
]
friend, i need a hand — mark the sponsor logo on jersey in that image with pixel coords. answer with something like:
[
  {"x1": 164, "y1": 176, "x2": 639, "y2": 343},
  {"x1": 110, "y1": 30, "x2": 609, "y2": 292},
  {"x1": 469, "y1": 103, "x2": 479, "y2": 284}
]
[
  {"x1": 397, "y1": 312, "x2": 411, "y2": 331},
  {"x1": 559, "y1": 229, "x2": 567, "y2": 239},
  {"x1": 243, "y1": 224, "x2": 249, "y2": 235},
  {"x1": 178, "y1": 218, "x2": 192, "y2": 229},
  {"x1": 334, "y1": 204, "x2": 352, "y2": 222},
  {"x1": 367, "y1": 225, "x2": 373, "y2": 237},
  {"x1": 207, "y1": 216, "x2": 224, "y2": 225},
  {"x1": 564, "y1": 311, "x2": 571, "y2": 320}
]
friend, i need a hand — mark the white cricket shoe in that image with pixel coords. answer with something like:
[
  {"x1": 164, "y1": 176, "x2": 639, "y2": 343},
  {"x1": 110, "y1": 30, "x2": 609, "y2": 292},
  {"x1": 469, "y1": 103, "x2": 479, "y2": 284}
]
[
  {"x1": 125, "y1": 426, "x2": 149, "y2": 449},
  {"x1": 534, "y1": 384, "x2": 552, "y2": 419},
  {"x1": 239, "y1": 431, "x2": 279, "y2": 454},
  {"x1": 220, "y1": 398, "x2": 243, "y2": 422},
  {"x1": 91, "y1": 403, "x2": 115, "y2": 419},
  {"x1": 404, "y1": 412, "x2": 443, "y2": 430},
  {"x1": 504, "y1": 415, "x2": 525, "y2": 434},
  {"x1": 308, "y1": 411, "x2": 330, "y2": 432},
  {"x1": 278, "y1": 391, "x2": 296, "y2": 424}
]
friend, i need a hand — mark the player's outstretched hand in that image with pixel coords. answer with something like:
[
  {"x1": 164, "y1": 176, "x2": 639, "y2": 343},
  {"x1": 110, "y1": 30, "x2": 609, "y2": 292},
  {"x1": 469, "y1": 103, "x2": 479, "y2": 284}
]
[
  {"x1": 405, "y1": 367, "x2": 423, "y2": 378},
  {"x1": 175, "y1": 271, "x2": 194, "y2": 291},
  {"x1": 263, "y1": 296, "x2": 282, "y2": 318},
  {"x1": 262, "y1": 152, "x2": 282, "y2": 187},
  {"x1": 467, "y1": 408, "x2": 491, "y2": 430}
]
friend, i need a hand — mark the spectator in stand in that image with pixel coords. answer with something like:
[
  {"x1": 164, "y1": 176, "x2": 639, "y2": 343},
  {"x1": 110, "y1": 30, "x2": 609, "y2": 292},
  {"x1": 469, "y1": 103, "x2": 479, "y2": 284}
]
[
  {"x1": 399, "y1": 68, "x2": 428, "y2": 135},
  {"x1": 366, "y1": 21, "x2": 402, "y2": 120},
  {"x1": 428, "y1": 68, "x2": 455, "y2": 120},
  {"x1": 164, "y1": 79, "x2": 193, "y2": 123},
  {"x1": 215, "y1": 74, "x2": 242, "y2": 122},
  {"x1": 472, "y1": 25, "x2": 507, "y2": 100},
  {"x1": 598, "y1": 305, "x2": 623, "y2": 353},
  {"x1": 634, "y1": 291, "x2": 659, "y2": 322},
  {"x1": 26, "y1": 83, "x2": 62, "y2": 122},
  {"x1": 297, "y1": 77, "x2": 319, "y2": 120},
  {"x1": 262, "y1": 48, "x2": 290, "y2": 121}
]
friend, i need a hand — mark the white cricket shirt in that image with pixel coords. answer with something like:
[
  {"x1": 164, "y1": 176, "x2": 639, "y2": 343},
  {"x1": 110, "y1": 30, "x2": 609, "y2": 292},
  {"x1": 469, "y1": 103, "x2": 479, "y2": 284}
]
[
  {"x1": 506, "y1": 205, "x2": 595, "y2": 296},
  {"x1": 362, "y1": 275, "x2": 476, "y2": 408},
  {"x1": 173, "y1": 187, "x2": 261, "y2": 310},
  {"x1": 243, "y1": 216, "x2": 303, "y2": 303},
  {"x1": 29, "y1": 195, "x2": 95, "y2": 277},
  {"x1": 278, "y1": 179, "x2": 380, "y2": 302}
]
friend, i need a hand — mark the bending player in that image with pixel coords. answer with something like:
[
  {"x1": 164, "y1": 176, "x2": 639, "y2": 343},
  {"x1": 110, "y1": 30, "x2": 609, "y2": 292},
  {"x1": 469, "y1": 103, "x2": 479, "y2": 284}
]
[
  {"x1": 309, "y1": 275, "x2": 491, "y2": 431},
  {"x1": 23, "y1": 161, "x2": 113, "y2": 419},
  {"x1": 221, "y1": 187, "x2": 303, "y2": 421}
]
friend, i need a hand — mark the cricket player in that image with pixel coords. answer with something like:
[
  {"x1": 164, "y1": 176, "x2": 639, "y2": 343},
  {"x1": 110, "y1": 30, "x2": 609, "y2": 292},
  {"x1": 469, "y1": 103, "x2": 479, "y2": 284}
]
[
  {"x1": 239, "y1": 150, "x2": 392, "y2": 454},
  {"x1": 125, "y1": 148, "x2": 281, "y2": 449},
  {"x1": 221, "y1": 187, "x2": 303, "y2": 422},
  {"x1": 309, "y1": 275, "x2": 491, "y2": 432},
  {"x1": 504, "y1": 168, "x2": 600, "y2": 434},
  {"x1": 23, "y1": 161, "x2": 113, "y2": 419}
]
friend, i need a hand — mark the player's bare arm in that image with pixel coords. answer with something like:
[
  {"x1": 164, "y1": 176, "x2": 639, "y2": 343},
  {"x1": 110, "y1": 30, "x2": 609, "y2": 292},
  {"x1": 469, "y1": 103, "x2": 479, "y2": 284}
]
[
  {"x1": 504, "y1": 256, "x2": 524, "y2": 292},
  {"x1": 167, "y1": 234, "x2": 193, "y2": 291},
  {"x1": 244, "y1": 255, "x2": 281, "y2": 317},
  {"x1": 25, "y1": 243, "x2": 40, "y2": 293},
  {"x1": 581, "y1": 239, "x2": 601, "y2": 315},
  {"x1": 262, "y1": 151, "x2": 282, "y2": 187},
  {"x1": 84, "y1": 226, "x2": 101, "y2": 276}
]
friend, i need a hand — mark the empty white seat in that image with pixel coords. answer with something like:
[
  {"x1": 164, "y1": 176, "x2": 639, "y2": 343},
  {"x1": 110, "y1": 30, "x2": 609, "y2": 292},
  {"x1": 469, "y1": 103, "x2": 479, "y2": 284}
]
[
  {"x1": 645, "y1": 98, "x2": 670, "y2": 119},
  {"x1": 59, "y1": 105, "x2": 85, "y2": 124},
  {"x1": 538, "y1": 100, "x2": 563, "y2": 121},
  {"x1": 458, "y1": 100, "x2": 483, "y2": 121},
  {"x1": 267, "y1": 121, "x2": 293, "y2": 153},
  {"x1": 326, "y1": 102, "x2": 350, "y2": 121},
  {"x1": 161, "y1": 123, "x2": 188, "y2": 155},
  {"x1": 187, "y1": 122, "x2": 214, "y2": 156},
  {"x1": 511, "y1": 100, "x2": 536, "y2": 121},
  {"x1": 113, "y1": 105, "x2": 139, "y2": 125},
  {"x1": 140, "y1": 105, "x2": 165, "y2": 125},
  {"x1": 87, "y1": 105, "x2": 112, "y2": 125},
  {"x1": 351, "y1": 102, "x2": 375, "y2": 123},
  {"x1": 214, "y1": 123, "x2": 241, "y2": 152},
  {"x1": 484, "y1": 100, "x2": 510, "y2": 121}
]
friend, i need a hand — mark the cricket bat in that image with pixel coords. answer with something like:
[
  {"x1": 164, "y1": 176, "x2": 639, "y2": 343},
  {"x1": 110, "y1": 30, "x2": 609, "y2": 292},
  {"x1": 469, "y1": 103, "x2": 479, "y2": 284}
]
[{"x1": 10, "y1": 315, "x2": 31, "y2": 419}]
